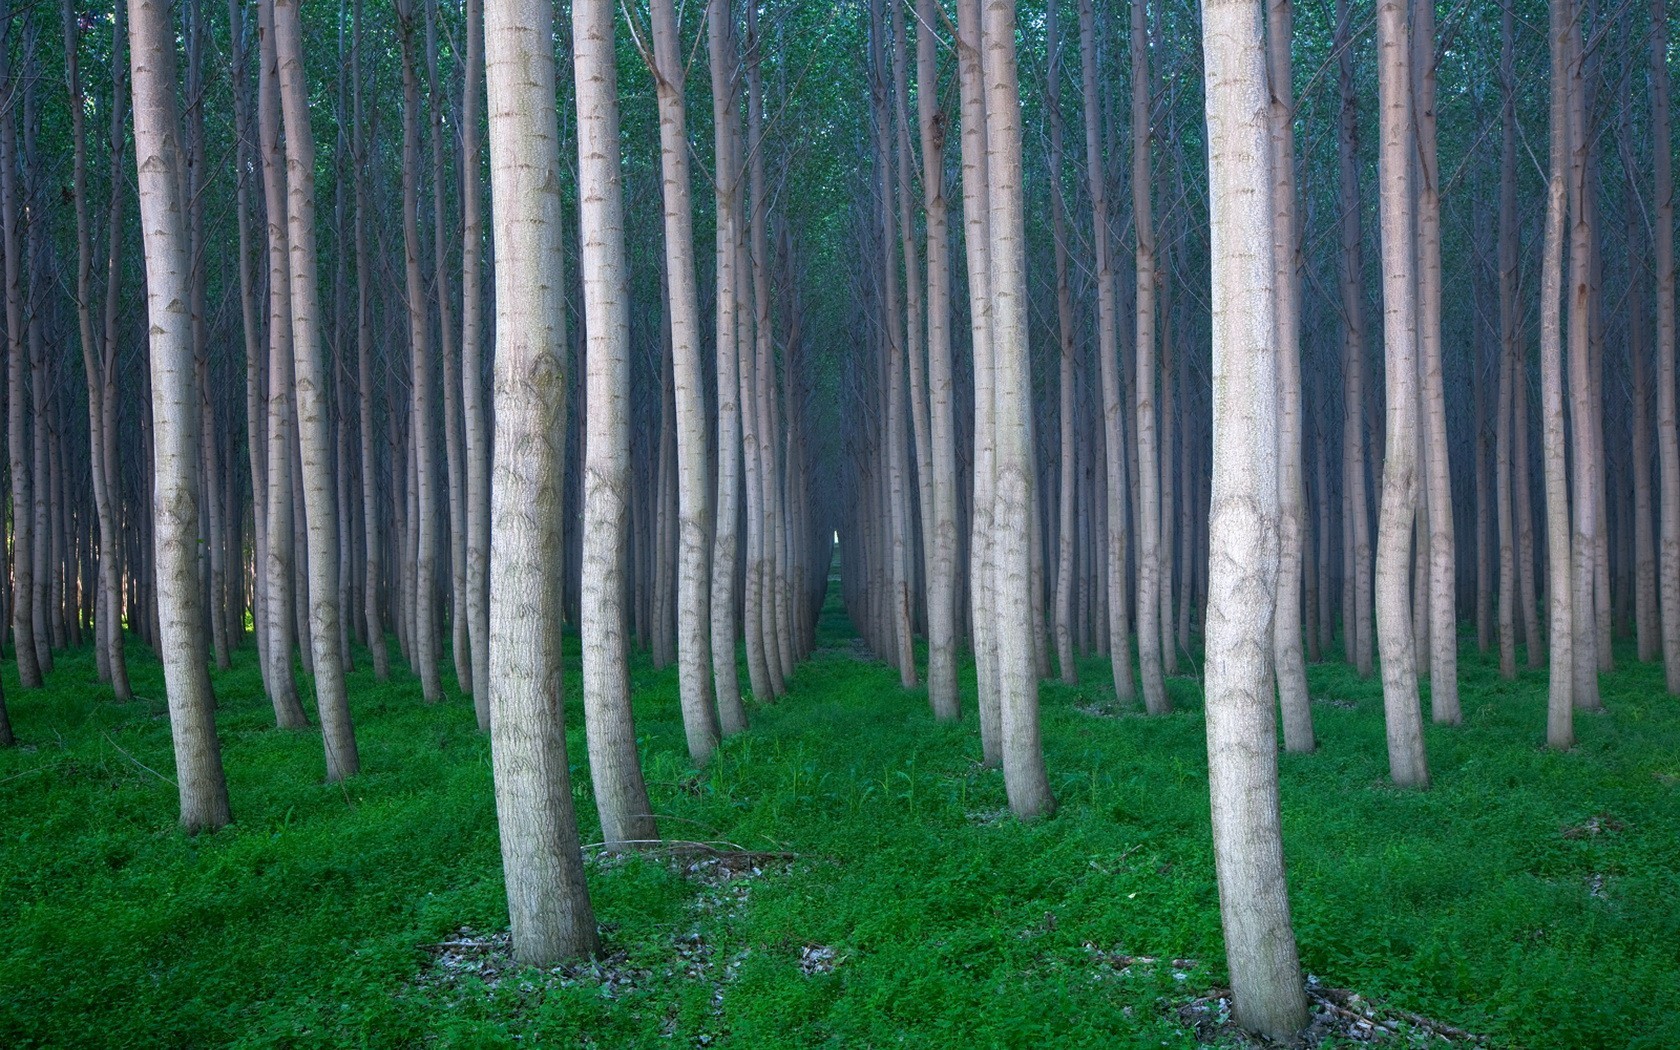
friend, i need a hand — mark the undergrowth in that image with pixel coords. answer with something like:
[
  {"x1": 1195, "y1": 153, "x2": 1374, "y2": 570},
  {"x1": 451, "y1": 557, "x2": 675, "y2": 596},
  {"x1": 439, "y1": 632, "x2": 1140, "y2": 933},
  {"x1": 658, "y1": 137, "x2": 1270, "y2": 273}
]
[{"x1": 0, "y1": 593, "x2": 1675, "y2": 1049}]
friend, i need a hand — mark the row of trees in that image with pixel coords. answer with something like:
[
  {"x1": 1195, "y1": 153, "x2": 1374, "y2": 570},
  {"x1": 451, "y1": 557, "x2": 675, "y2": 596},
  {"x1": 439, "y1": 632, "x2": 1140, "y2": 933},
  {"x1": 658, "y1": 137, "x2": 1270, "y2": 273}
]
[{"x1": 7, "y1": 0, "x2": 1678, "y2": 1040}]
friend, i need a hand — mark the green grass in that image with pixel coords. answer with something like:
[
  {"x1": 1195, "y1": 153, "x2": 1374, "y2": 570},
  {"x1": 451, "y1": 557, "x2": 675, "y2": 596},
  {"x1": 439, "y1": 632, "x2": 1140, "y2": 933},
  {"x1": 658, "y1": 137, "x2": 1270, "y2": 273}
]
[{"x1": 1, "y1": 593, "x2": 1677, "y2": 1049}]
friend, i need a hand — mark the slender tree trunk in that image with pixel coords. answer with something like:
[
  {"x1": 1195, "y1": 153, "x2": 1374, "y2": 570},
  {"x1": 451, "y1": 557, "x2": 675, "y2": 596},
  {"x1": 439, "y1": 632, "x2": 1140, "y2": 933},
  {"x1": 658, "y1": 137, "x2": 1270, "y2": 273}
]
[
  {"x1": 0, "y1": 2, "x2": 40, "y2": 690},
  {"x1": 980, "y1": 0, "x2": 1054, "y2": 819},
  {"x1": 351, "y1": 0, "x2": 390, "y2": 683},
  {"x1": 461, "y1": 0, "x2": 490, "y2": 724},
  {"x1": 958, "y1": 0, "x2": 1002, "y2": 764},
  {"x1": 575, "y1": 0, "x2": 657, "y2": 846},
  {"x1": 398, "y1": 0, "x2": 443, "y2": 703},
  {"x1": 1131, "y1": 0, "x2": 1166, "y2": 715},
  {"x1": 1078, "y1": 0, "x2": 1134, "y2": 711},
  {"x1": 1267, "y1": 0, "x2": 1310, "y2": 750},
  {"x1": 649, "y1": 0, "x2": 720, "y2": 759},
  {"x1": 1651, "y1": 0, "x2": 1680, "y2": 691},
  {"x1": 256, "y1": 0, "x2": 307, "y2": 728},
  {"x1": 918, "y1": 0, "x2": 959, "y2": 720},
  {"x1": 1412, "y1": 0, "x2": 1457, "y2": 724},
  {"x1": 1563, "y1": 1, "x2": 1600, "y2": 712},
  {"x1": 1047, "y1": 0, "x2": 1077, "y2": 686},
  {"x1": 1201, "y1": 0, "x2": 1308, "y2": 1034},
  {"x1": 1542, "y1": 0, "x2": 1574, "y2": 745},
  {"x1": 484, "y1": 0, "x2": 598, "y2": 963},
  {"x1": 274, "y1": 0, "x2": 358, "y2": 779},
  {"x1": 708, "y1": 0, "x2": 749, "y2": 737},
  {"x1": 129, "y1": 0, "x2": 232, "y2": 833},
  {"x1": 1335, "y1": 0, "x2": 1372, "y2": 679},
  {"x1": 1373, "y1": 0, "x2": 1428, "y2": 788},
  {"x1": 1495, "y1": 0, "x2": 1519, "y2": 678}
]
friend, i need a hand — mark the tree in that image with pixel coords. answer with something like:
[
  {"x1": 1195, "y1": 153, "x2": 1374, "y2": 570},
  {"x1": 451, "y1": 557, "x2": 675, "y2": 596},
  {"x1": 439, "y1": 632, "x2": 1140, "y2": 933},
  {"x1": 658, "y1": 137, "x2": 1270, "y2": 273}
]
[
  {"x1": 649, "y1": 0, "x2": 722, "y2": 761},
  {"x1": 1132, "y1": 0, "x2": 1167, "y2": 716},
  {"x1": 129, "y1": 0, "x2": 231, "y2": 834},
  {"x1": 1373, "y1": 0, "x2": 1428, "y2": 789},
  {"x1": 273, "y1": 0, "x2": 358, "y2": 781},
  {"x1": 576, "y1": 0, "x2": 657, "y2": 847},
  {"x1": 483, "y1": 0, "x2": 598, "y2": 964},
  {"x1": 979, "y1": 0, "x2": 1053, "y2": 819},
  {"x1": 1653, "y1": 0, "x2": 1680, "y2": 693},
  {"x1": 1200, "y1": 0, "x2": 1307, "y2": 1035}
]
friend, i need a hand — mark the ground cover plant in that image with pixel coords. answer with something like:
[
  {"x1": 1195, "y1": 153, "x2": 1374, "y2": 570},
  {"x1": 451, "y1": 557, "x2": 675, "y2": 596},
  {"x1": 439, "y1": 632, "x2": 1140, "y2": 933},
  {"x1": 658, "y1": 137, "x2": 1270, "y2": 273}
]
[{"x1": 2, "y1": 595, "x2": 1675, "y2": 1049}]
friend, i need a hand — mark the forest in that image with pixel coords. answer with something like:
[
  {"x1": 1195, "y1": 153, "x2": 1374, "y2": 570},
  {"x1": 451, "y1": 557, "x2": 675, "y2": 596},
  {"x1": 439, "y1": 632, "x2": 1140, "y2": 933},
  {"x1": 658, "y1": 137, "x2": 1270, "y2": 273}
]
[{"x1": 0, "y1": 0, "x2": 1676, "y2": 1045}]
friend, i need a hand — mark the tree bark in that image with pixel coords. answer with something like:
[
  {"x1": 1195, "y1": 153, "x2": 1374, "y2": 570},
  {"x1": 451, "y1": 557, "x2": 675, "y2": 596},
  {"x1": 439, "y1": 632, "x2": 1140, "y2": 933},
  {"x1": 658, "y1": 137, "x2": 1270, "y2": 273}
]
[
  {"x1": 484, "y1": 0, "x2": 599, "y2": 964},
  {"x1": 1373, "y1": 0, "x2": 1428, "y2": 789},
  {"x1": 1200, "y1": 0, "x2": 1308, "y2": 1035},
  {"x1": 273, "y1": 0, "x2": 358, "y2": 779},
  {"x1": 1652, "y1": 0, "x2": 1680, "y2": 691},
  {"x1": 575, "y1": 0, "x2": 657, "y2": 847},
  {"x1": 980, "y1": 0, "x2": 1053, "y2": 819},
  {"x1": 129, "y1": 0, "x2": 232, "y2": 833}
]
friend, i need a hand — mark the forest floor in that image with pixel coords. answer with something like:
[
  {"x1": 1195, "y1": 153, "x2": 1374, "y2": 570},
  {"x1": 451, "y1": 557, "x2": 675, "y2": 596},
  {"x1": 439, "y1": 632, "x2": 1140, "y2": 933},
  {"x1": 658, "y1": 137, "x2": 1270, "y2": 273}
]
[{"x1": 1, "y1": 594, "x2": 1677, "y2": 1049}]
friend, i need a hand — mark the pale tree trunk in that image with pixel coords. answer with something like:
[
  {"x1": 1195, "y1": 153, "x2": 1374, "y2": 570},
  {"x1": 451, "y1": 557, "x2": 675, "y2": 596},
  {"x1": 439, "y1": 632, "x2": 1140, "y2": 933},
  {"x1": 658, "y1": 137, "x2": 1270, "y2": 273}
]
[
  {"x1": 351, "y1": 0, "x2": 390, "y2": 683},
  {"x1": 1047, "y1": 0, "x2": 1077, "y2": 685},
  {"x1": 575, "y1": 0, "x2": 657, "y2": 847},
  {"x1": 1562, "y1": 2, "x2": 1600, "y2": 712},
  {"x1": 1622, "y1": 97, "x2": 1657, "y2": 664},
  {"x1": 746, "y1": 4, "x2": 787, "y2": 699},
  {"x1": 257, "y1": 0, "x2": 307, "y2": 728},
  {"x1": 1077, "y1": 0, "x2": 1134, "y2": 710},
  {"x1": 918, "y1": 0, "x2": 959, "y2": 721},
  {"x1": 1200, "y1": 0, "x2": 1308, "y2": 1035},
  {"x1": 1373, "y1": 0, "x2": 1428, "y2": 789},
  {"x1": 63, "y1": 0, "x2": 132, "y2": 699},
  {"x1": 957, "y1": 0, "x2": 1002, "y2": 764},
  {"x1": 1413, "y1": 0, "x2": 1458, "y2": 724},
  {"x1": 649, "y1": 0, "x2": 720, "y2": 759},
  {"x1": 398, "y1": 0, "x2": 443, "y2": 704},
  {"x1": 421, "y1": 0, "x2": 470, "y2": 696},
  {"x1": 229, "y1": 0, "x2": 270, "y2": 688},
  {"x1": 980, "y1": 0, "x2": 1053, "y2": 819},
  {"x1": 484, "y1": 0, "x2": 598, "y2": 964},
  {"x1": 1335, "y1": 0, "x2": 1372, "y2": 679},
  {"x1": 1651, "y1": 0, "x2": 1680, "y2": 691},
  {"x1": 1131, "y1": 0, "x2": 1166, "y2": 715},
  {"x1": 890, "y1": 0, "x2": 934, "y2": 694},
  {"x1": 1159, "y1": 230, "x2": 1177, "y2": 674},
  {"x1": 129, "y1": 0, "x2": 232, "y2": 833},
  {"x1": 0, "y1": 2, "x2": 40, "y2": 689},
  {"x1": 708, "y1": 0, "x2": 749, "y2": 737},
  {"x1": 181, "y1": 3, "x2": 229, "y2": 673},
  {"x1": 870, "y1": 0, "x2": 916, "y2": 689},
  {"x1": 462, "y1": 0, "x2": 490, "y2": 724},
  {"x1": 1495, "y1": 0, "x2": 1518, "y2": 679},
  {"x1": 1267, "y1": 0, "x2": 1310, "y2": 751},
  {"x1": 1542, "y1": 0, "x2": 1573, "y2": 745},
  {"x1": 274, "y1": 0, "x2": 358, "y2": 780}
]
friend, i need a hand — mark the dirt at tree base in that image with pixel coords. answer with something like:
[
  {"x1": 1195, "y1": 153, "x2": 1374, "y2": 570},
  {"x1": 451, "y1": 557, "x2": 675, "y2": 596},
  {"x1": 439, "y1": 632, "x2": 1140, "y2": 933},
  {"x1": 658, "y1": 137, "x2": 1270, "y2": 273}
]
[{"x1": 1172, "y1": 977, "x2": 1487, "y2": 1049}]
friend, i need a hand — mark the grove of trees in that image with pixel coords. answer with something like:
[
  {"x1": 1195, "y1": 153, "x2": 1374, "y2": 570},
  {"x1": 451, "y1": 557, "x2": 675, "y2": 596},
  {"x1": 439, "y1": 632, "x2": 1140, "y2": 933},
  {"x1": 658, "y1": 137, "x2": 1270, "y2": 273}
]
[{"x1": 1, "y1": 0, "x2": 1675, "y2": 1040}]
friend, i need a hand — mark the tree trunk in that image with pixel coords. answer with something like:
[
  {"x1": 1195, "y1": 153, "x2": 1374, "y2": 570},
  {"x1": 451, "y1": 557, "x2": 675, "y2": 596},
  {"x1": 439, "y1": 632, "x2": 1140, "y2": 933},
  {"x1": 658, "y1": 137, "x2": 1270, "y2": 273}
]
[
  {"x1": 1077, "y1": 0, "x2": 1135, "y2": 712},
  {"x1": 1652, "y1": 0, "x2": 1680, "y2": 691},
  {"x1": 708, "y1": 0, "x2": 749, "y2": 737},
  {"x1": 484, "y1": 0, "x2": 599, "y2": 964},
  {"x1": 1131, "y1": 0, "x2": 1166, "y2": 716},
  {"x1": 958, "y1": 0, "x2": 1002, "y2": 764},
  {"x1": 129, "y1": 0, "x2": 232, "y2": 834},
  {"x1": 397, "y1": 0, "x2": 443, "y2": 704},
  {"x1": 1267, "y1": 0, "x2": 1310, "y2": 751},
  {"x1": 649, "y1": 0, "x2": 720, "y2": 760},
  {"x1": 575, "y1": 0, "x2": 657, "y2": 847},
  {"x1": 1373, "y1": 0, "x2": 1428, "y2": 789},
  {"x1": 273, "y1": 0, "x2": 358, "y2": 780},
  {"x1": 918, "y1": 0, "x2": 960, "y2": 721},
  {"x1": 1335, "y1": 0, "x2": 1373, "y2": 679},
  {"x1": 1200, "y1": 0, "x2": 1308, "y2": 1035},
  {"x1": 256, "y1": 0, "x2": 307, "y2": 728},
  {"x1": 980, "y1": 0, "x2": 1053, "y2": 819}
]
